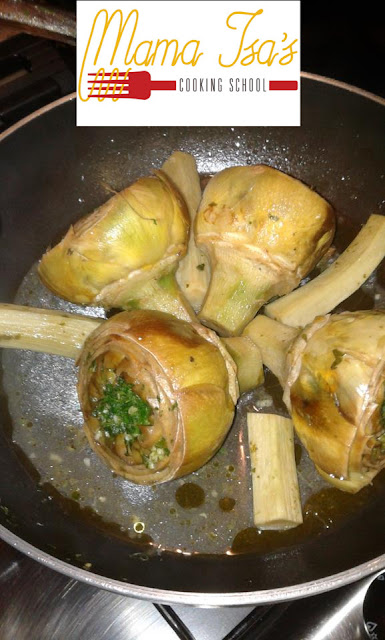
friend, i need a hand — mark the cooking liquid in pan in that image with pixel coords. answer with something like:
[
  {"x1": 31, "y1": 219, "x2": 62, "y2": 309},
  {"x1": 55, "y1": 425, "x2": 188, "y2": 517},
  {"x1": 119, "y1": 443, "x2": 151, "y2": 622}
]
[{"x1": 3, "y1": 212, "x2": 385, "y2": 556}]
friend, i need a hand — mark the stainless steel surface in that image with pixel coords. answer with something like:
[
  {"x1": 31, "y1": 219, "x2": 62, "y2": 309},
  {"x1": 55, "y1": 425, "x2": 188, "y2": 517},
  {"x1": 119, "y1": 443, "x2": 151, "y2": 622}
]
[
  {"x1": 0, "y1": 538, "x2": 379, "y2": 639},
  {"x1": 261, "y1": 577, "x2": 375, "y2": 640},
  {"x1": 0, "y1": 540, "x2": 254, "y2": 640}
]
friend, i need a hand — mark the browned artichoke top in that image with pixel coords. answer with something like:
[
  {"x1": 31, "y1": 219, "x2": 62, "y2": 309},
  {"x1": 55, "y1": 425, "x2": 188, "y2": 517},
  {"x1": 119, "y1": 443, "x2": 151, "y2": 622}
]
[
  {"x1": 38, "y1": 171, "x2": 190, "y2": 306},
  {"x1": 77, "y1": 310, "x2": 238, "y2": 484},
  {"x1": 284, "y1": 311, "x2": 385, "y2": 489},
  {"x1": 196, "y1": 165, "x2": 335, "y2": 278}
]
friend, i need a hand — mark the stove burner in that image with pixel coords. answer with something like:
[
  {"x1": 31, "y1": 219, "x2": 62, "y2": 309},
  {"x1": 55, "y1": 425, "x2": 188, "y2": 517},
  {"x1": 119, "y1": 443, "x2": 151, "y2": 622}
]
[{"x1": 0, "y1": 33, "x2": 75, "y2": 132}]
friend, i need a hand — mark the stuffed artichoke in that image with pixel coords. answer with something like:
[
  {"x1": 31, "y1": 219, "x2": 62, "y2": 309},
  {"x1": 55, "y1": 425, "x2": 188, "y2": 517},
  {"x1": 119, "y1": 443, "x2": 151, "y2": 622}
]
[
  {"x1": 39, "y1": 171, "x2": 195, "y2": 321},
  {"x1": 284, "y1": 310, "x2": 385, "y2": 492},
  {"x1": 196, "y1": 165, "x2": 335, "y2": 335},
  {"x1": 77, "y1": 310, "x2": 238, "y2": 484}
]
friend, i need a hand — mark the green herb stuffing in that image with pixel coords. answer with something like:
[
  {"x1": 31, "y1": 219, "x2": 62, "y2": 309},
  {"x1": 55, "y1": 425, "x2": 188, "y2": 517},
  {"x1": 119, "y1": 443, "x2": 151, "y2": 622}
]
[
  {"x1": 125, "y1": 299, "x2": 140, "y2": 310},
  {"x1": 378, "y1": 432, "x2": 385, "y2": 452},
  {"x1": 372, "y1": 393, "x2": 385, "y2": 462},
  {"x1": 92, "y1": 377, "x2": 152, "y2": 443},
  {"x1": 380, "y1": 395, "x2": 385, "y2": 431},
  {"x1": 142, "y1": 437, "x2": 170, "y2": 469},
  {"x1": 331, "y1": 349, "x2": 345, "y2": 370}
]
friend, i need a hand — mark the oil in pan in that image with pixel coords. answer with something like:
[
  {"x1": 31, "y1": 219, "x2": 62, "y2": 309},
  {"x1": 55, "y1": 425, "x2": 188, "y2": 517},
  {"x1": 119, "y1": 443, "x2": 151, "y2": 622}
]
[{"x1": 3, "y1": 222, "x2": 385, "y2": 557}]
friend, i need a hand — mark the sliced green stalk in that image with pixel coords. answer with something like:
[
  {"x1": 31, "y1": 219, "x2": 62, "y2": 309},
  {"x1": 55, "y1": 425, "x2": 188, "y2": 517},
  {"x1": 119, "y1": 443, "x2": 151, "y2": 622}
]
[
  {"x1": 222, "y1": 336, "x2": 264, "y2": 393},
  {"x1": 247, "y1": 413, "x2": 303, "y2": 530},
  {"x1": 265, "y1": 214, "x2": 385, "y2": 327},
  {"x1": 243, "y1": 315, "x2": 299, "y2": 385},
  {"x1": 161, "y1": 151, "x2": 209, "y2": 312},
  {"x1": 198, "y1": 245, "x2": 278, "y2": 336},
  {"x1": 0, "y1": 303, "x2": 101, "y2": 358}
]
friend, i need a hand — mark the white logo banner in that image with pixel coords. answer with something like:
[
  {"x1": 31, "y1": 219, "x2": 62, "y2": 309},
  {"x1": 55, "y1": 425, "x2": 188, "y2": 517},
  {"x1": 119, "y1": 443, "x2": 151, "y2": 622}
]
[{"x1": 77, "y1": 0, "x2": 300, "y2": 126}]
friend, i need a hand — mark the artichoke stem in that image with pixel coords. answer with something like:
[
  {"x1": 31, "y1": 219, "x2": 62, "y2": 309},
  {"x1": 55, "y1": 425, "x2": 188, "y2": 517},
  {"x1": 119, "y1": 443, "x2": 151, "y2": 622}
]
[
  {"x1": 198, "y1": 248, "x2": 278, "y2": 336},
  {"x1": 122, "y1": 271, "x2": 196, "y2": 322},
  {"x1": 222, "y1": 336, "x2": 264, "y2": 393},
  {"x1": 265, "y1": 213, "x2": 385, "y2": 327},
  {"x1": 247, "y1": 413, "x2": 303, "y2": 529},
  {"x1": 0, "y1": 303, "x2": 101, "y2": 358},
  {"x1": 243, "y1": 315, "x2": 299, "y2": 385}
]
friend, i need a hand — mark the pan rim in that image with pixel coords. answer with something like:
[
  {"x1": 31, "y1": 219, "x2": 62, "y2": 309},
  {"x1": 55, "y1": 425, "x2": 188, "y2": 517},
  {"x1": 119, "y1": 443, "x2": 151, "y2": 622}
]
[
  {"x1": 0, "y1": 72, "x2": 384, "y2": 146},
  {"x1": 1, "y1": 72, "x2": 385, "y2": 606},
  {"x1": 1, "y1": 521, "x2": 384, "y2": 606}
]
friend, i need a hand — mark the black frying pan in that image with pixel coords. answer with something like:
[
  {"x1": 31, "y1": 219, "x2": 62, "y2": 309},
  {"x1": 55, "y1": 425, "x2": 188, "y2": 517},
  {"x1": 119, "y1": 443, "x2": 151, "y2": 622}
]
[{"x1": 0, "y1": 75, "x2": 385, "y2": 606}]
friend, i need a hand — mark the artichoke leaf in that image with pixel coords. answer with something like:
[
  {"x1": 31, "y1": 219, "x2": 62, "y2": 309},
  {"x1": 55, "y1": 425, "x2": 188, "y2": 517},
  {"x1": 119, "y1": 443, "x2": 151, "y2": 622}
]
[{"x1": 161, "y1": 151, "x2": 210, "y2": 312}]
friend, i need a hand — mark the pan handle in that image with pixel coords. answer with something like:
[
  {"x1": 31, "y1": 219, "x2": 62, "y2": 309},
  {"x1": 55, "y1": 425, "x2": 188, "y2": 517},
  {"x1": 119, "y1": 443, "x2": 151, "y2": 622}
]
[
  {"x1": 0, "y1": 0, "x2": 76, "y2": 45},
  {"x1": 363, "y1": 571, "x2": 385, "y2": 639}
]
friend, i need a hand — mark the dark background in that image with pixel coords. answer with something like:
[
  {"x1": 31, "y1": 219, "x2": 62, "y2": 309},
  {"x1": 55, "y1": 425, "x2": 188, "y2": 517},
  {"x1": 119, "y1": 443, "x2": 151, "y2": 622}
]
[
  {"x1": 0, "y1": 2, "x2": 384, "y2": 130},
  {"x1": 3, "y1": 0, "x2": 385, "y2": 97},
  {"x1": 31, "y1": 1, "x2": 385, "y2": 98},
  {"x1": 301, "y1": 4, "x2": 385, "y2": 98}
]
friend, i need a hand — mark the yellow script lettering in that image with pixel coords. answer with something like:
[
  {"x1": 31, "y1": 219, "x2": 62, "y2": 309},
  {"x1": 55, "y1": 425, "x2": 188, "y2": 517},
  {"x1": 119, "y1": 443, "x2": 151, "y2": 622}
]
[
  {"x1": 79, "y1": 9, "x2": 138, "y2": 101},
  {"x1": 219, "y1": 10, "x2": 263, "y2": 68},
  {"x1": 279, "y1": 35, "x2": 299, "y2": 65}
]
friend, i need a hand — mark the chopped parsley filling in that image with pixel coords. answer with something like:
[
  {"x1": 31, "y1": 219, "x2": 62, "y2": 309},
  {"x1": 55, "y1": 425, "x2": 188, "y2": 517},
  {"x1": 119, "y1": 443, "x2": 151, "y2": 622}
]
[
  {"x1": 380, "y1": 395, "x2": 385, "y2": 431},
  {"x1": 142, "y1": 437, "x2": 170, "y2": 469},
  {"x1": 92, "y1": 376, "x2": 152, "y2": 445},
  {"x1": 330, "y1": 349, "x2": 345, "y2": 370},
  {"x1": 371, "y1": 391, "x2": 385, "y2": 463},
  {"x1": 377, "y1": 395, "x2": 385, "y2": 453},
  {"x1": 91, "y1": 376, "x2": 171, "y2": 468}
]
